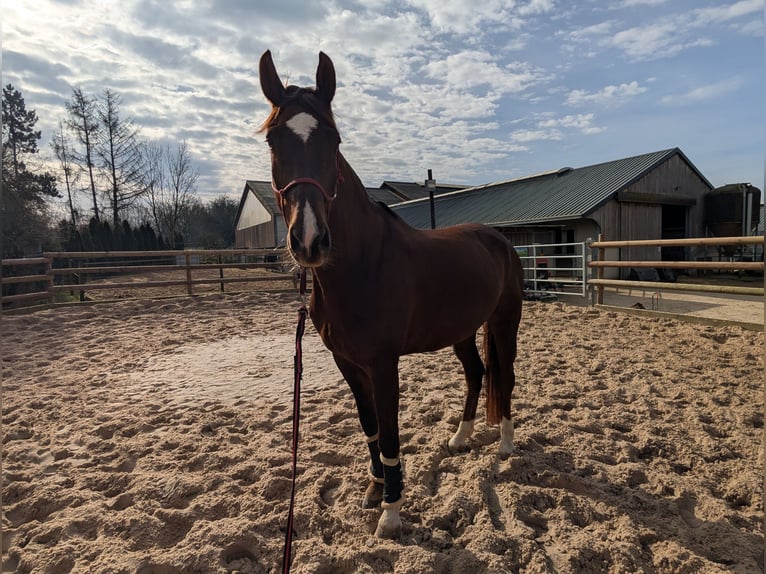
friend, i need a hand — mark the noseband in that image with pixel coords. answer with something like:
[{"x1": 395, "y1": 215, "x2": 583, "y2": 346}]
[{"x1": 272, "y1": 152, "x2": 344, "y2": 218}]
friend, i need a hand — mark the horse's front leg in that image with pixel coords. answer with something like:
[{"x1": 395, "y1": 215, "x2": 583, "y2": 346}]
[
  {"x1": 332, "y1": 354, "x2": 384, "y2": 508},
  {"x1": 369, "y1": 357, "x2": 404, "y2": 538}
]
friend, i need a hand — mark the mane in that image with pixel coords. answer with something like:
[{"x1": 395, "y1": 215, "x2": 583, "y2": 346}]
[{"x1": 258, "y1": 86, "x2": 337, "y2": 133}]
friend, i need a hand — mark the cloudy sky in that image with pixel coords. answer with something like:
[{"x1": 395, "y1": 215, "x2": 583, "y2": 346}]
[{"x1": 3, "y1": 0, "x2": 763, "y2": 209}]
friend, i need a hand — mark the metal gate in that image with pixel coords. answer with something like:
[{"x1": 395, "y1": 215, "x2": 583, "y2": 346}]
[{"x1": 514, "y1": 242, "x2": 588, "y2": 298}]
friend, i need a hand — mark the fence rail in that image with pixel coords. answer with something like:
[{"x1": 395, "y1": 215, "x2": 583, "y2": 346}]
[
  {"x1": 1, "y1": 248, "x2": 295, "y2": 311},
  {"x1": 588, "y1": 234, "x2": 764, "y2": 304},
  {"x1": 3, "y1": 236, "x2": 763, "y2": 311}
]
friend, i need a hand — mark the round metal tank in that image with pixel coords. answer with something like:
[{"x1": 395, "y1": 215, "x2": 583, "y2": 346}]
[{"x1": 704, "y1": 183, "x2": 761, "y2": 247}]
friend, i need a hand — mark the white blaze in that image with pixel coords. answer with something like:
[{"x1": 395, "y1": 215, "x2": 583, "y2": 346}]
[
  {"x1": 302, "y1": 201, "x2": 319, "y2": 247},
  {"x1": 286, "y1": 112, "x2": 317, "y2": 144}
]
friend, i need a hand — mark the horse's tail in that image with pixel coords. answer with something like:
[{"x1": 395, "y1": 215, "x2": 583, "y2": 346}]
[{"x1": 483, "y1": 321, "x2": 503, "y2": 426}]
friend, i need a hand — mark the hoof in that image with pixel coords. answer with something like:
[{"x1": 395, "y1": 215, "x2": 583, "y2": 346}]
[
  {"x1": 498, "y1": 442, "x2": 514, "y2": 459},
  {"x1": 374, "y1": 508, "x2": 402, "y2": 538},
  {"x1": 362, "y1": 480, "x2": 383, "y2": 509},
  {"x1": 446, "y1": 440, "x2": 470, "y2": 456}
]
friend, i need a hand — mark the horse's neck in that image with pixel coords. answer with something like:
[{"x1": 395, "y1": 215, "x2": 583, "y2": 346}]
[
  {"x1": 330, "y1": 155, "x2": 379, "y2": 255},
  {"x1": 313, "y1": 155, "x2": 380, "y2": 288}
]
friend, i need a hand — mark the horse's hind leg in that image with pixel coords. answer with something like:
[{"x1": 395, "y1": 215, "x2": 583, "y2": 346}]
[
  {"x1": 486, "y1": 314, "x2": 520, "y2": 457},
  {"x1": 332, "y1": 354, "x2": 384, "y2": 508},
  {"x1": 448, "y1": 334, "x2": 485, "y2": 453}
]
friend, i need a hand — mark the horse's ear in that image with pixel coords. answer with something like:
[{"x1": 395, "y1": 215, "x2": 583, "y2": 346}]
[
  {"x1": 316, "y1": 51, "x2": 336, "y2": 105},
  {"x1": 259, "y1": 50, "x2": 285, "y2": 107}
]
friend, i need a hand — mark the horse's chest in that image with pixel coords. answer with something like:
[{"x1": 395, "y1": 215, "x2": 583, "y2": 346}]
[{"x1": 310, "y1": 308, "x2": 388, "y2": 362}]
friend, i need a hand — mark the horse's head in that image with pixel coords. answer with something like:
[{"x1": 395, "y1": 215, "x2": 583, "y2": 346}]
[{"x1": 259, "y1": 50, "x2": 340, "y2": 268}]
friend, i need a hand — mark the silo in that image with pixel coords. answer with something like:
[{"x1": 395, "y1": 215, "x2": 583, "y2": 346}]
[{"x1": 704, "y1": 183, "x2": 761, "y2": 254}]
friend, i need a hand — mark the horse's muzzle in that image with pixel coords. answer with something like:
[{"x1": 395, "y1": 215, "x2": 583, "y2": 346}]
[{"x1": 288, "y1": 224, "x2": 331, "y2": 268}]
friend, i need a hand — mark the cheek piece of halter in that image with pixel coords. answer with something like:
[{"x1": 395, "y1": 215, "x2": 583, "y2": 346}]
[{"x1": 272, "y1": 151, "x2": 344, "y2": 220}]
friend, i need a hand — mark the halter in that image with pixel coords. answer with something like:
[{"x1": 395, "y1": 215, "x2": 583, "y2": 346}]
[{"x1": 272, "y1": 152, "x2": 344, "y2": 218}]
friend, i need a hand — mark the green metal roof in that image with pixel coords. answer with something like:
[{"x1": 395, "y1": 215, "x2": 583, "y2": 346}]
[
  {"x1": 236, "y1": 179, "x2": 466, "y2": 227},
  {"x1": 381, "y1": 181, "x2": 467, "y2": 201},
  {"x1": 392, "y1": 148, "x2": 712, "y2": 229}
]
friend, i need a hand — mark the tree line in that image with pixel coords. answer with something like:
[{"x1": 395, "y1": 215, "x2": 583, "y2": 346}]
[{"x1": 2, "y1": 84, "x2": 238, "y2": 258}]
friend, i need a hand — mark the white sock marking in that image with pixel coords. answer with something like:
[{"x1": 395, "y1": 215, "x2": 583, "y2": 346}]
[
  {"x1": 499, "y1": 416, "x2": 514, "y2": 456},
  {"x1": 448, "y1": 419, "x2": 475, "y2": 450},
  {"x1": 286, "y1": 112, "x2": 317, "y2": 144}
]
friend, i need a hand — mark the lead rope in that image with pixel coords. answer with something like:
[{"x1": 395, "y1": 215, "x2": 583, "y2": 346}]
[{"x1": 282, "y1": 268, "x2": 308, "y2": 574}]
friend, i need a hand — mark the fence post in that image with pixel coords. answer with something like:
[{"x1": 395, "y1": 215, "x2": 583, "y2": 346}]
[
  {"x1": 596, "y1": 234, "x2": 604, "y2": 305},
  {"x1": 185, "y1": 252, "x2": 193, "y2": 296},
  {"x1": 581, "y1": 241, "x2": 589, "y2": 299},
  {"x1": 45, "y1": 254, "x2": 55, "y2": 307},
  {"x1": 218, "y1": 254, "x2": 225, "y2": 293}
]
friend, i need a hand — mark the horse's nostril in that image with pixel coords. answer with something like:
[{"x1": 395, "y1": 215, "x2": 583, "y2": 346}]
[
  {"x1": 318, "y1": 229, "x2": 331, "y2": 251},
  {"x1": 289, "y1": 227, "x2": 302, "y2": 251}
]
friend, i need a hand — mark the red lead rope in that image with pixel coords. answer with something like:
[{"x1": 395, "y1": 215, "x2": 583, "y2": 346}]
[{"x1": 282, "y1": 268, "x2": 308, "y2": 574}]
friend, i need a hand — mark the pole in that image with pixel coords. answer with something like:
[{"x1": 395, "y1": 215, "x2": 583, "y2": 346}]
[
  {"x1": 596, "y1": 233, "x2": 604, "y2": 305},
  {"x1": 426, "y1": 169, "x2": 436, "y2": 229}
]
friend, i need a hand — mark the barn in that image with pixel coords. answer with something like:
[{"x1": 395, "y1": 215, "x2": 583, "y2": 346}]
[
  {"x1": 392, "y1": 147, "x2": 726, "y2": 275},
  {"x1": 234, "y1": 179, "x2": 465, "y2": 248},
  {"x1": 236, "y1": 149, "x2": 759, "y2": 276}
]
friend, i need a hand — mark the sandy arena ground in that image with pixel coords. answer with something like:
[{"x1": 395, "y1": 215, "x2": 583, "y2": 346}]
[{"x1": 2, "y1": 292, "x2": 763, "y2": 573}]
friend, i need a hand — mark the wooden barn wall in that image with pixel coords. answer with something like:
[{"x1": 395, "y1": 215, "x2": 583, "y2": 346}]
[
  {"x1": 591, "y1": 155, "x2": 709, "y2": 241},
  {"x1": 620, "y1": 154, "x2": 708, "y2": 235},
  {"x1": 588, "y1": 154, "x2": 712, "y2": 278},
  {"x1": 622, "y1": 203, "x2": 663, "y2": 262},
  {"x1": 235, "y1": 221, "x2": 277, "y2": 249}
]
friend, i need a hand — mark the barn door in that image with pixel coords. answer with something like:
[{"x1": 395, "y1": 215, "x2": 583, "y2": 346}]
[{"x1": 661, "y1": 204, "x2": 687, "y2": 260}]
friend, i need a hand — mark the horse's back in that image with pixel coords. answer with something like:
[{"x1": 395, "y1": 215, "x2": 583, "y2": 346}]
[{"x1": 415, "y1": 223, "x2": 521, "y2": 289}]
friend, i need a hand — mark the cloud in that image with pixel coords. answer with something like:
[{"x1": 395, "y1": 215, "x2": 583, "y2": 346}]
[
  {"x1": 660, "y1": 78, "x2": 744, "y2": 105},
  {"x1": 692, "y1": 0, "x2": 763, "y2": 25},
  {"x1": 405, "y1": 0, "x2": 555, "y2": 35},
  {"x1": 536, "y1": 113, "x2": 606, "y2": 134},
  {"x1": 517, "y1": 0, "x2": 555, "y2": 16},
  {"x1": 562, "y1": 0, "x2": 761, "y2": 62},
  {"x1": 423, "y1": 51, "x2": 548, "y2": 94},
  {"x1": 511, "y1": 129, "x2": 563, "y2": 143},
  {"x1": 3, "y1": 0, "x2": 762, "y2": 203},
  {"x1": 565, "y1": 81, "x2": 647, "y2": 106},
  {"x1": 2, "y1": 50, "x2": 72, "y2": 95},
  {"x1": 610, "y1": 22, "x2": 715, "y2": 60},
  {"x1": 407, "y1": 0, "x2": 516, "y2": 35},
  {"x1": 616, "y1": 0, "x2": 668, "y2": 7},
  {"x1": 566, "y1": 19, "x2": 619, "y2": 41}
]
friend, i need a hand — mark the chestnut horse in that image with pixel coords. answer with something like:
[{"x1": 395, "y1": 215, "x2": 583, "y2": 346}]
[{"x1": 259, "y1": 50, "x2": 523, "y2": 538}]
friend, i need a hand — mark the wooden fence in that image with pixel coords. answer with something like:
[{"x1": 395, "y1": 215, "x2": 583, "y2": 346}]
[
  {"x1": 3, "y1": 237, "x2": 764, "y2": 311},
  {"x1": 1, "y1": 249, "x2": 298, "y2": 310},
  {"x1": 589, "y1": 235, "x2": 764, "y2": 304}
]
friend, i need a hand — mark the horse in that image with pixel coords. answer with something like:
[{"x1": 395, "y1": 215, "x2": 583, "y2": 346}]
[{"x1": 258, "y1": 50, "x2": 524, "y2": 538}]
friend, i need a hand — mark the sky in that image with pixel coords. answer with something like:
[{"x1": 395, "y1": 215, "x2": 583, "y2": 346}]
[{"x1": 2, "y1": 0, "x2": 764, "y2": 211}]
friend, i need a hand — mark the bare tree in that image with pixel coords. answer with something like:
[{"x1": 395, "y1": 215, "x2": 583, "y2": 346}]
[
  {"x1": 51, "y1": 120, "x2": 79, "y2": 225},
  {"x1": 97, "y1": 89, "x2": 146, "y2": 224},
  {"x1": 142, "y1": 140, "x2": 199, "y2": 246},
  {"x1": 66, "y1": 87, "x2": 101, "y2": 221}
]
